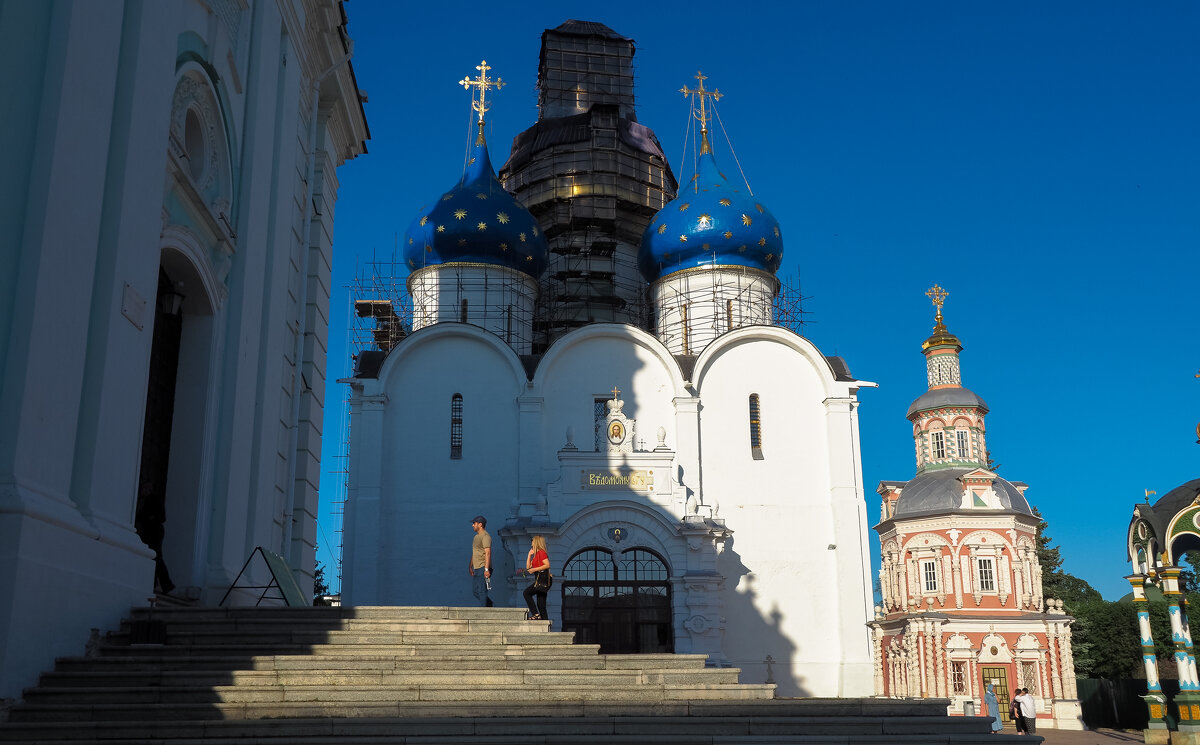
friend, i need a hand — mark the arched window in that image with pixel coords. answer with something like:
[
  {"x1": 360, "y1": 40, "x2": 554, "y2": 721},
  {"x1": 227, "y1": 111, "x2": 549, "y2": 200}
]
[
  {"x1": 450, "y1": 394, "x2": 463, "y2": 459},
  {"x1": 749, "y1": 394, "x2": 763, "y2": 459},
  {"x1": 931, "y1": 431, "x2": 945, "y2": 459},
  {"x1": 561, "y1": 547, "x2": 672, "y2": 654}
]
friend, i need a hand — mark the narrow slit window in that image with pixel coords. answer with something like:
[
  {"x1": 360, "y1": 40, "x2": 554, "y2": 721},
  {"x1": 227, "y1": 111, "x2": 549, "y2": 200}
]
[
  {"x1": 680, "y1": 303, "x2": 690, "y2": 355},
  {"x1": 450, "y1": 394, "x2": 463, "y2": 459},
  {"x1": 956, "y1": 430, "x2": 969, "y2": 458},
  {"x1": 460, "y1": 299, "x2": 468, "y2": 323},
  {"x1": 749, "y1": 394, "x2": 763, "y2": 459}
]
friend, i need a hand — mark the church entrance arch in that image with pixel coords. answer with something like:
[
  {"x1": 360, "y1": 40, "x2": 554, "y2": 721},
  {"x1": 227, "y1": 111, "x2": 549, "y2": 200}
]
[{"x1": 561, "y1": 547, "x2": 673, "y2": 654}]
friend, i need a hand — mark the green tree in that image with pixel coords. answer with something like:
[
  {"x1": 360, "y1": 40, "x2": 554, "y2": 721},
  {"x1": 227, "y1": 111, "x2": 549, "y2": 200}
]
[{"x1": 313, "y1": 561, "x2": 330, "y2": 606}]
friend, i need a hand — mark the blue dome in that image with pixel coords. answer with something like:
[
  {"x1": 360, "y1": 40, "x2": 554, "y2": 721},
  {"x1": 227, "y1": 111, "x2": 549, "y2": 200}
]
[
  {"x1": 638, "y1": 151, "x2": 783, "y2": 282},
  {"x1": 404, "y1": 128, "x2": 548, "y2": 278}
]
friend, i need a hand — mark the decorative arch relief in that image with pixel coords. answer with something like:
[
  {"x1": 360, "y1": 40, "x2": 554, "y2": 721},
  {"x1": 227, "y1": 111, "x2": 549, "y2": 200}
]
[{"x1": 977, "y1": 633, "x2": 1013, "y2": 663}]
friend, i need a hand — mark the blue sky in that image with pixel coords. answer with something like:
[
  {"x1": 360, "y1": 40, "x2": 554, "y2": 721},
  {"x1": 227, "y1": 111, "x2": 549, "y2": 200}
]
[{"x1": 317, "y1": 1, "x2": 1199, "y2": 600}]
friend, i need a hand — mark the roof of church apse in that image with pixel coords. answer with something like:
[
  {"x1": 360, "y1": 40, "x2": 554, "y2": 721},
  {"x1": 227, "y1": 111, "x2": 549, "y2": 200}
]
[{"x1": 887, "y1": 468, "x2": 1034, "y2": 521}]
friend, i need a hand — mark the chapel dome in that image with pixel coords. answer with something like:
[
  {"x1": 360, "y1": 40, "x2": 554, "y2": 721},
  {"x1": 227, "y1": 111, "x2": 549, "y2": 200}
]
[
  {"x1": 906, "y1": 387, "x2": 990, "y2": 419},
  {"x1": 891, "y1": 468, "x2": 1033, "y2": 519},
  {"x1": 403, "y1": 127, "x2": 548, "y2": 278},
  {"x1": 638, "y1": 151, "x2": 783, "y2": 283}
]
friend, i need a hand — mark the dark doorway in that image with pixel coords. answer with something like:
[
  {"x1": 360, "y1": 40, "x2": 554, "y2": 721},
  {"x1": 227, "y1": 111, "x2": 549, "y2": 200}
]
[
  {"x1": 561, "y1": 547, "x2": 673, "y2": 653},
  {"x1": 135, "y1": 267, "x2": 184, "y2": 594},
  {"x1": 981, "y1": 665, "x2": 1013, "y2": 723}
]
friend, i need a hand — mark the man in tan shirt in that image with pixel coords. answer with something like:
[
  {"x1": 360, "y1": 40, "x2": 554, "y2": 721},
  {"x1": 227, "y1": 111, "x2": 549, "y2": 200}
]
[{"x1": 469, "y1": 515, "x2": 492, "y2": 606}]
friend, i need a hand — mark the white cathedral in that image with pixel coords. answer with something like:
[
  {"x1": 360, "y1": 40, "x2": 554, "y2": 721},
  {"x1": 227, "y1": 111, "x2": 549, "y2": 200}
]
[{"x1": 341, "y1": 22, "x2": 876, "y2": 697}]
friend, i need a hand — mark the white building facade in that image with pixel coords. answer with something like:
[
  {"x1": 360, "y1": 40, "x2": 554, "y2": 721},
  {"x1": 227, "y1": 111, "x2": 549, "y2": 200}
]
[
  {"x1": 0, "y1": 0, "x2": 368, "y2": 701},
  {"x1": 341, "y1": 23, "x2": 876, "y2": 697}
]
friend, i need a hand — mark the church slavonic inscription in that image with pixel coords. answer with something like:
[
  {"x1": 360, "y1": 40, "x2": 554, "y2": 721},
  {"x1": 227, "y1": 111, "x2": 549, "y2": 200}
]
[{"x1": 581, "y1": 469, "x2": 654, "y2": 491}]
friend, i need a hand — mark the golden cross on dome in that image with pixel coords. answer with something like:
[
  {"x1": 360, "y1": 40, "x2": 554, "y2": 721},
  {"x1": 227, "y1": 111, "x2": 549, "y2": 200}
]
[
  {"x1": 925, "y1": 284, "x2": 948, "y2": 324},
  {"x1": 459, "y1": 60, "x2": 504, "y2": 124},
  {"x1": 681, "y1": 71, "x2": 722, "y2": 154},
  {"x1": 611, "y1": 386, "x2": 621, "y2": 400}
]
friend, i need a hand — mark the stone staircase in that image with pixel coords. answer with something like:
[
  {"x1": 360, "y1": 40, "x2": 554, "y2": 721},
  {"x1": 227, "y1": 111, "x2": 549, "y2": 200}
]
[{"x1": 0, "y1": 605, "x2": 1039, "y2": 744}]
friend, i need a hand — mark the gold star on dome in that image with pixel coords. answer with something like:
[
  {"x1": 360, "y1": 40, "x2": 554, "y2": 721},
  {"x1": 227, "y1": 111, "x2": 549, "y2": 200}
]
[
  {"x1": 690, "y1": 174, "x2": 698, "y2": 182},
  {"x1": 657, "y1": 224, "x2": 667, "y2": 234},
  {"x1": 532, "y1": 227, "x2": 539, "y2": 237},
  {"x1": 468, "y1": 157, "x2": 476, "y2": 165},
  {"x1": 457, "y1": 238, "x2": 467, "y2": 246},
  {"x1": 408, "y1": 259, "x2": 415, "y2": 267},
  {"x1": 454, "y1": 209, "x2": 467, "y2": 219},
  {"x1": 755, "y1": 203, "x2": 764, "y2": 213},
  {"x1": 773, "y1": 226, "x2": 780, "y2": 237},
  {"x1": 519, "y1": 232, "x2": 527, "y2": 242},
  {"x1": 719, "y1": 198, "x2": 731, "y2": 206},
  {"x1": 408, "y1": 237, "x2": 413, "y2": 244},
  {"x1": 723, "y1": 231, "x2": 733, "y2": 239},
  {"x1": 525, "y1": 255, "x2": 532, "y2": 261},
  {"x1": 698, "y1": 214, "x2": 712, "y2": 229},
  {"x1": 742, "y1": 214, "x2": 752, "y2": 226},
  {"x1": 499, "y1": 242, "x2": 508, "y2": 251},
  {"x1": 425, "y1": 244, "x2": 432, "y2": 252},
  {"x1": 679, "y1": 203, "x2": 690, "y2": 211},
  {"x1": 758, "y1": 237, "x2": 767, "y2": 246},
  {"x1": 679, "y1": 235, "x2": 688, "y2": 242},
  {"x1": 476, "y1": 193, "x2": 488, "y2": 200},
  {"x1": 436, "y1": 225, "x2": 445, "y2": 233},
  {"x1": 765, "y1": 253, "x2": 774, "y2": 261},
  {"x1": 477, "y1": 222, "x2": 487, "y2": 231},
  {"x1": 419, "y1": 216, "x2": 428, "y2": 226},
  {"x1": 497, "y1": 212, "x2": 510, "y2": 224},
  {"x1": 738, "y1": 245, "x2": 747, "y2": 253}
]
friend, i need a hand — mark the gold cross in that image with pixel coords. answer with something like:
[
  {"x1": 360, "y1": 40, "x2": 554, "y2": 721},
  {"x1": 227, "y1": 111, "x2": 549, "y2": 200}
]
[
  {"x1": 459, "y1": 60, "x2": 504, "y2": 123},
  {"x1": 681, "y1": 71, "x2": 722, "y2": 154},
  {"x1": 611, "y1": 386, "x2": 621, "y2": 400},
  {"x1": 925, "y1": 284, "x2": 948, "y2": 323}
]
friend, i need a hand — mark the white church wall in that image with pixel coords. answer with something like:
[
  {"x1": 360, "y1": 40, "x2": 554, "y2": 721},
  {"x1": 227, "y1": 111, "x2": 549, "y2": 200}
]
[
  {"x1": 533, "y1": 324, "x2": 686, "y2": 482},
  {"x1": 0, "y1": 1, "x2": 367, "y2": 700},
  {"x1": 694, "y1": 328, "x2": 874, "y2": 696},
  {"x1": 365, "y1": 325, "x2": 527, "y2": 607}
]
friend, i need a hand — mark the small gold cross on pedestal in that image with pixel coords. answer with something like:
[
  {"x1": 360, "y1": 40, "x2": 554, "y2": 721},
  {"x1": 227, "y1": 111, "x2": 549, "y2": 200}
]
[
  {"x1": 925, "y1": 284, "x2": 948, "y2": 324},
  {"x1": 611, "y1": 386, "x2": 621, "y2": 400},
  {"x1": 681, "y1": 71, "x2": 723, "y2": 154},
  {"x1": 459, "y1": 60, "x2": 504, "y2": 124}
]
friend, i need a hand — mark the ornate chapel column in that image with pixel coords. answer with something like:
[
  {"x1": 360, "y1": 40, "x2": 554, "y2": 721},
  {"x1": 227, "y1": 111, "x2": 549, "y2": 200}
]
[
  {"x1": 1161, "y1": 567, "x2": 1200, "y2": 731},
  {"x1": 1129, "y1": 574, "x2": 1170, "y2": 735}
]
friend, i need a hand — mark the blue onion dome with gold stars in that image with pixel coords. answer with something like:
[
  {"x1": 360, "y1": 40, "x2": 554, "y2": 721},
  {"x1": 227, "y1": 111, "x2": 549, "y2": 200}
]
[
  {"x1": 638, "y1": 73, "x2": 782, "y2": 282},
  {"x1": 403, "y1": 61, "x2": 548, "y2": 278}
]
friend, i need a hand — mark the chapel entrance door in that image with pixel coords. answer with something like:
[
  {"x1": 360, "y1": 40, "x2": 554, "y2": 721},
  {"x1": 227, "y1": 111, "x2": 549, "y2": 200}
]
[
  {"x1": 981, "y1": 666, "x2": 1013, "y2": 723},
  {"x1": 561, "y1": 547, "x2": 673, "y2": 654}
]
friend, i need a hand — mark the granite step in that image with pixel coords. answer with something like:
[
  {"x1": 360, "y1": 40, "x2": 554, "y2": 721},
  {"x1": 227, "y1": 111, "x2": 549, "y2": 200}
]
[{"x1": 0, "y1": 712, "x2": 1041, "y2": 744}]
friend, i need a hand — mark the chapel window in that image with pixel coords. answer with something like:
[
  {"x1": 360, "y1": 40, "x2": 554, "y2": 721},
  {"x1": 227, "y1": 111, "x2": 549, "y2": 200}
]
[
  {"x1": 921, "y1": 559, "x2": 938, "y2": 592},
  {"x1": 1020, "y1": 661, "x2": 1038, "y2": 694},
  {"x1": 460, "y1": 299, "x2": 468, "y2": 323},
  {"x1": 951, "y1": 661, "x2": 967, "y2": 694},
  {"x1": 749, "y1": 394, "x2": 763, "y2": 459},
  {"x1": 450, "y1": 394, "x2": 463, "y2": 459},
  {"x1": 956, "y1": 430, "x2": 969, "y2": 459},
  {"x1": 977, "y1": 557, "x2": 996, "y2": 592},
  {"x1": 680, "y1": 303, "x2": 690, "y2": 355},
  {"x1": 932, "y1": 431, "x2": 946, "y2": 459}
]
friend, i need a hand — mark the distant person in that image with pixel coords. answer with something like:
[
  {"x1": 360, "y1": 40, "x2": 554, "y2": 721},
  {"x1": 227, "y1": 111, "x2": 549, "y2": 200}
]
[
  {"x1": 1017, "y1": 688, "x2": 1037, "y2": 734},
  {"x1": 983, "y1": 684, "x2": 1002, "y2": 733},
  {"x1": 1010, "y1": 689, "x2": 1026, "y2": 734},
  {"x1": 521, "y1": 535, "x2": 552, "y2": 620},
  {"x1": 468, "y1": 515, "x2": 491, "y2": 607}
]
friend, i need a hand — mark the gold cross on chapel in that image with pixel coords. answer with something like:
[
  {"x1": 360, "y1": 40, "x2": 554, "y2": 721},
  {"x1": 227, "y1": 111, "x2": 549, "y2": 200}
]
[
  {"x1": 459, "y1": 60, "x2": 504, "y2": 123},
  {"x1": 925, "y1": 284, "x2": 948, "y2": 324},
  {"x1": 681, "y1": 71, "x2": 722, "y2": 154},
  {"x1": 611, "y1": 386, "x2": 621, "y2": 400}
]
